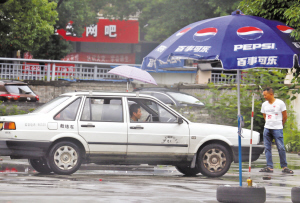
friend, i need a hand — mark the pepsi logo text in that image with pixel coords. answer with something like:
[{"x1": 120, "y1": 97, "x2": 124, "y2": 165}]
[
  {"x1": 237, "y1": 56, "x2": 278, "y2": 67},
  {"x1": 175, "y1": 46, "x2": 211, "y2": 53},
  {"x1": 292, "y1": 42, "x2": 300, "y2": 48},
  {"x1": 277, "y1": 25, "x2": 294, "y2": 34},
  {"x1": 156, "y1": 45, "x2": 167, "y2": 53},
  {"x1": 193, "y1": 28, "x2": 218, "y2": 42},
  {"x1": 237, "y1": 27, "x2": 263, "y2": 40},
  {"x1": 234, "y1": 43, "x2": 276, "y2": 51},
  {"x1": 176, "y1": 27, "x2": 191, "y2": 36}
]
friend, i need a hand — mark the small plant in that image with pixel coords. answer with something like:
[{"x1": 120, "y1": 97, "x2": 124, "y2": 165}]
[{"x1": 283, "y1": 100, "x2": 300, "y2": 152}]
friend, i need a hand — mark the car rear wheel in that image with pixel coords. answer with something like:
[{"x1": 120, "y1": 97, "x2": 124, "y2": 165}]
[
  {"x1": 48, "y1": 141, "x2": 82, "y2": 175},
  {"x1": 198, "y1": 143, "x2": 232, "y2": 177},
  {"x1": 29, "y1": 158, "x2": 52, "y2": 174},
  {"x1": 175, "y1": 165, "x2": 201, "y2": 176}
]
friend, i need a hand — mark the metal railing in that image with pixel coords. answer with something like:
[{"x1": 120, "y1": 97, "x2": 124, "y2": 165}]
[
  {"x1": 211, "y1": 73, "x2": 238, "y2": 84},
  {"x1": 0, "y1": 57, "x2": 140, "y2": 81}
]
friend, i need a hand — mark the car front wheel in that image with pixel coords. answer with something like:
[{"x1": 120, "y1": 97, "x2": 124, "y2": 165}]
[
  {"x1": 48, "y1": 141, "x2": 82, "y2": 175},
  {"x1": 198, "y1": 143, "x2": 232, "y2": 177},
  {"x1": 29, "y1": 158, "x2": 52, "y2": 174},
  {"x1": 175, "y1": 165, "x2": 201, "y2": 176}
]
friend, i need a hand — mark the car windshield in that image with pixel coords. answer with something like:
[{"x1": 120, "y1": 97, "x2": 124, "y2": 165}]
[
  {"x1": 167, "y1": 92, "x2": 204, "y2": 105},
  {"x1": 5, "y1": 85, "x2": 35, "y2": 95},
  {"x1": 33, "y1": 96, "x2": 70, "y2": 114}
]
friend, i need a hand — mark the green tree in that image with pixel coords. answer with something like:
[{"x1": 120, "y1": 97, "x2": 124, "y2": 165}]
[
  {"x1": 31, "y1": 35, "x2": 72, "y2": 60},
  {"x1": 197, "y1": 69, "x2": 293, "y2": 136},
  {"x1": 32, "y1": 0, "x2": 109, "y2": 60},
  {"x1": 239, "y1": 0, "x2": 300, "y2": 41},
  {"x1": 239, "y1": 0, "x2": 300, "y2": 78},
  {"x1": 54, "y1": 0, "x2": 109, "y2": 36},
  {"x1": 102, "y1": 0, "x2": 242, "y2": 42},
  {"x1": 0, "y1": 0, "x2": 58, "y2": 56}
]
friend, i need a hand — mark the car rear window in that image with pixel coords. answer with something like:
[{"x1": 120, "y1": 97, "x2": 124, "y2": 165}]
[
  {"x1": 33, "y1": 96, "x2": 70, "y2": 114},
  {"x1": 5, "y1": 85, "x2": 35, "y2": 95}
]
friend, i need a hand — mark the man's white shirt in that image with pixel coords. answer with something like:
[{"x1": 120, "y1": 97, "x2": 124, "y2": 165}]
[{"x1": 261, "y1": 99, "x2": 286, "y2": 129}]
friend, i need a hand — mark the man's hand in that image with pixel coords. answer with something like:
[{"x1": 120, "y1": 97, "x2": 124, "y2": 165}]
[
  {"x1": 263, "y1": 113, "x2": 266, "y2": 121},
  {"x1": 282, "y1": 110, "x2": 287, "y2": 126}
]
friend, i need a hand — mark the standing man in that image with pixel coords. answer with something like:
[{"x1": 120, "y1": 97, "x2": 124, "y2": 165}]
[{"x1": 260, "y1": 87, "x2": 293, "y2": 174}]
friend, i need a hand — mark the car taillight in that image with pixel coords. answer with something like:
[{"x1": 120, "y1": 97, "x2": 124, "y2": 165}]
[
  {"x1": 0, "y1": 94, "x2": 20, "y2": 101},
  {"x1": 4, "y1": 122, "x2": 16, "y2": 130},
  {"x1": 36, "y1": 95, "x2": 39, "y2": 101}
]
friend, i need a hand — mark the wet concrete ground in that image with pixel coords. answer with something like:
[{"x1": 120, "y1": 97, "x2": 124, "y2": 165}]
[{"x1": 0, "y1": 150, "x2": 298, "y2": 203}]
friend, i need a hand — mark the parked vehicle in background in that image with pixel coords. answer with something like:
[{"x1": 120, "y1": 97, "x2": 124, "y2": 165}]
[
  {"x1": 0, "y1": 80, "x2": 39, "y2": 102},
  {"x1": 133, "y1": 87, "x2": 204, "y2": 107},
  {"x1": 0, "y1": 91, "x2": 264, "y2": 176}
]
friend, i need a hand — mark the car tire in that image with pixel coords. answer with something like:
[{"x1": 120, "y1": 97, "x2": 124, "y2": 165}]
[
  {"x1": 217, "y1": 186, "x2": 266, "y2": 203},
  {"x1": 175, "y1": 165, "x2": 201, "y2": 176},
  {"x1": 198, "y1": 143, "x2": 232, "y2": 177},
  {"x1": 48, "y1": 141, "x2": 82, "y2": 175},
  {"x1": 29, "y1": 158, "x2": 52, "y2": 174},
  {"x1": 292, "y1": 187, "x2": 300, "y2": 203}
]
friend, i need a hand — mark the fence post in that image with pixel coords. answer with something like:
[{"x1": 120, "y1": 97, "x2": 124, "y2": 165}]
[
  {"x1": 47, "y1": 63, "x2": 51, "y2": 81},
  {"x1": 52, "y1": 63, "x2": 56, "y2": 81},
  {"x1": 94, "y1": 65, "x2": 97, "y2": 80},
  {"x1": 79, "y1": 64, "x2": 82, "y2": 80}
]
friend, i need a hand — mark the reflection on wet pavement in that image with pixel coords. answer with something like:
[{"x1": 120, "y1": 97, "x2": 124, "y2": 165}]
[{"x1": 0, "y1": 150, "x2": 298, "y2": 202}]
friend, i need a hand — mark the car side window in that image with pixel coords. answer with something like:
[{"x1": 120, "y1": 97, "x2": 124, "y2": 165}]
[
  {"x1": 152, "y1": 93, "x2": 175, "y2": 105},
  {"x1": 128, "y1": 98, "x2": 177, "y2": 123},
  {"x1": 80, "y1": 97, "x2": 123, "y2": 122},
  {"x1": 54, "y1": 98, "x2": 81, "y2": 121}
]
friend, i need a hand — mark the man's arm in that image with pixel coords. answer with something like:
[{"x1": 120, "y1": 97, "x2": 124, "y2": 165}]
[
  {"x1": 282, "y1": 110, "x2": 287, "y2": 126},
  {"x1": 263, "y1": 113, "x2": 266, "y2": 120}
]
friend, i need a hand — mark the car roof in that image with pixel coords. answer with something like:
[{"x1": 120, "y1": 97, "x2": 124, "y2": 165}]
[
  {"x1": 61, "y1": 91, "x2": 158, "y2": 99},
  {"x1": 0, "y1": 80, "x2": 28, "y2": 85},
  {"x1": 133, "y1": 87, "x2": 174, "y2": 92},
  {"x1": 134, "y1": 88, "x2": 195, "y2": 96}
]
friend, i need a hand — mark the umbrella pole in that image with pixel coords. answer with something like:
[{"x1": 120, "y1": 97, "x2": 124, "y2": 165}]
[
  {"x1": 126, "y1": 81, "x2": 129, "y2": 92},
  {"x1": 237, "y1": 70, "x2": 242, "y2": 187},
  {"x1": 247, "y1": 93, "x2": 255, "y2": 186}
]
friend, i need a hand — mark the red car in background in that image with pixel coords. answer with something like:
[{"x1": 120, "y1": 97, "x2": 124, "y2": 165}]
[{"x1": 0, "y1": 80, "x2": 39, "y2": 102}]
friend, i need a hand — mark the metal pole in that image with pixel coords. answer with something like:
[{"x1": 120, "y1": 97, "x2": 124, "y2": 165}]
[
  {"x1": 248, "y1": 93, "x2": 255, "y2": 183},
  {"x1": 237, "y1": 70, "x2": 242, "y2": 186},
  {"x1": 47, "y1": 63, "x2": 51, "y2": 81},
  {"x1": 51, "y1": 63, "x2": 56, "y2": 81}
]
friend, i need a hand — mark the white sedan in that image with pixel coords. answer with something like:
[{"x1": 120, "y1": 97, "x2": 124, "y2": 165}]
[{"x1": 0, "y1": 91, "x2": 264, "y2": 176}]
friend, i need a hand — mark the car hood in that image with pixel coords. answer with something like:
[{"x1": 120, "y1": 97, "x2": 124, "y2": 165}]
[{"x1": 188, "y1": 122, "x2": 261, "y2": 146}]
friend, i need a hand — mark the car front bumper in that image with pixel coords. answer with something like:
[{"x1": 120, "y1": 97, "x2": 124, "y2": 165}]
[{"x1": 231, "y1": 144, "x2": 265, "y2": 163}]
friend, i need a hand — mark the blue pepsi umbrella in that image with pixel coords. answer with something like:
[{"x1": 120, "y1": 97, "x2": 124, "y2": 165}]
[
  {"x1": 142, "y1": 10, "x2": 300, "y2": 71},
  {"x1": 141, "y1": 10, "x2": 300, "y2": 186}
]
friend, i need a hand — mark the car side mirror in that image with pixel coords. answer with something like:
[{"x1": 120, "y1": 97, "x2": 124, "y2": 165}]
[{"x1": 178, "y1": 117, "x2": 183, "y2": 124}]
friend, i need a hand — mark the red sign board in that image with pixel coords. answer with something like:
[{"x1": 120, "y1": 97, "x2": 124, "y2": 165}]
[
  {"x1": 57, "y1": 19, "x2": 139, "y2": 44},
  {"x1": 62, "y1": 52, "x2": 135, "y2": 64}
]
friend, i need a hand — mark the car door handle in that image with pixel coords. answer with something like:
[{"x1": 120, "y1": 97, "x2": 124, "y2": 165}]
[
  {"x1": 130, "y1": 126, "x2": 144, "y2": 129},
  {"x1": 81, "y1": 124, "x2": 95, "y2": 127}
]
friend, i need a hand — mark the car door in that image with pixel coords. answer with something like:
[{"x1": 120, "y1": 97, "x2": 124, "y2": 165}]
[
  {"x1": 126, "y1": 97, "x2": 190, "y2": 163},
  {"x1": 78, "y1": 96, "x2": 127, "y2": 162}
]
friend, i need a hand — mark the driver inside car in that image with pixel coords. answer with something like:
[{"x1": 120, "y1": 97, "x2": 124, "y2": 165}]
[{"x1": 129, "y1": 104, "x2": 142, "y2": 122}]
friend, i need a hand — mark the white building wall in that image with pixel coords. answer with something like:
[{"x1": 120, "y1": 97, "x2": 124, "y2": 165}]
[
  {"x1": 149, "y1": 72, "x2": 196, "y2": 85},
  {"x1": 80, "y1": 42, "x2": 132, "y2": 54}
]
